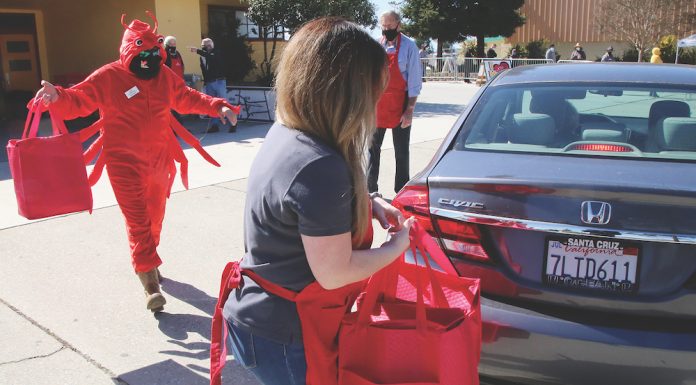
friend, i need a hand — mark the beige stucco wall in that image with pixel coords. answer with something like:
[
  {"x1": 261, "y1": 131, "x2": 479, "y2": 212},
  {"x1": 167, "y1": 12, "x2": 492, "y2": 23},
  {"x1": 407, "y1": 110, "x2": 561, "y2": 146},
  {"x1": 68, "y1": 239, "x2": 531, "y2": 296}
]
[
  {"x1": 0, "y1": 0, "x2": 285, "y2": 85},
  {"x1": 154, "y1": 0, "x2": 202, "y2": 77},
  {"x1": 0, "y1": 0, "x2": 156, "y2": 81}
]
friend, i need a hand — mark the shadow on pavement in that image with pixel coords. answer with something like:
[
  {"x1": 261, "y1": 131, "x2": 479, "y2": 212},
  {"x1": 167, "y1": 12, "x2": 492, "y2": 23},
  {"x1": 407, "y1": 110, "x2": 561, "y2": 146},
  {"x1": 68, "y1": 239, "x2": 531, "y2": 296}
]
[
  {"x1": 117, "y1": 357, "x2": 260, "y2": 385},
  {"x1": 147, "y1": 279, "x2": 262, "y2": 384},
  {"x1": 413, "y1": 102, "x2": 466, "y2": 118},
  {"x1": 156, "y1": 278, "x2": 216, "y2": 359},
  {"x1": 117, "y1": 358, "x2": 209, "y2": 385},
  {"x1": 160, "y1": 277, "x2": 216, "y2": 317}
]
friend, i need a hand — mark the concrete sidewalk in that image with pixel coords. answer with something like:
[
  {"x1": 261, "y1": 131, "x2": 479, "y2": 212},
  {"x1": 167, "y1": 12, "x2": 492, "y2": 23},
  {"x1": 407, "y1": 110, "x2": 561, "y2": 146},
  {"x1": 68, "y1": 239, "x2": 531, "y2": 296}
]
[{"x1": 0, "y1": 82, "x2": 478, "y2": 385}]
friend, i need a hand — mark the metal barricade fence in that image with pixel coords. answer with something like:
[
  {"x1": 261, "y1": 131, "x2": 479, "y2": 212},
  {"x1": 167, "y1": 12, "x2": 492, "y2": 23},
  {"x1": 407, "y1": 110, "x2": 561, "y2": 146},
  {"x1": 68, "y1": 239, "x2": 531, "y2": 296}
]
[
  {"x1": 557, "y1": 59, "x2": 595, "y2": 63},
  {"x1": 421, "y1": 57, "x2": 554, "y2": 82}
]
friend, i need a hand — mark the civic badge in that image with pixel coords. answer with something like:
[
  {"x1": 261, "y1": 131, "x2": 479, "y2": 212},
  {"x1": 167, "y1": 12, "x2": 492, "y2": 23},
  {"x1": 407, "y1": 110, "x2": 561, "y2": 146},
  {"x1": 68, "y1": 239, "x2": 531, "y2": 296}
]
[{"x1": 581, "y1": 201, "x2": 611, "y2": 225}]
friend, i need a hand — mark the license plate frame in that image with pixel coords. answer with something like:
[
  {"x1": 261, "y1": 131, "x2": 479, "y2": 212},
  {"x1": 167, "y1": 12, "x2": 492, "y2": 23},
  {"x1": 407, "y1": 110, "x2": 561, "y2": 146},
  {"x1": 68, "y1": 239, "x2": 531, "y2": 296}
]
[{"x1": 542, "y1": 235, "x2": 641, "y2": 295}]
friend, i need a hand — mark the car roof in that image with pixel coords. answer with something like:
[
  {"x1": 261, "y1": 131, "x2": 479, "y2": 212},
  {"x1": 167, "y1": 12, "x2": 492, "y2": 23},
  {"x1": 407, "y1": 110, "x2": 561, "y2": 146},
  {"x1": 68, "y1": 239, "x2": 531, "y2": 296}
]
[{"x1": 492, "y1": 63, "x2": 696, "y2": 86}]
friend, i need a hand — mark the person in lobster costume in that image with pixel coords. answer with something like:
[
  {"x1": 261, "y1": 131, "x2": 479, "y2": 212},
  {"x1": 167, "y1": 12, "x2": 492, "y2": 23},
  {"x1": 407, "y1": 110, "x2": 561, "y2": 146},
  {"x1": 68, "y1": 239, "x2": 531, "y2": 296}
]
[{"x1": 34, "y1": 11, "x2": 240, "y2": 312}]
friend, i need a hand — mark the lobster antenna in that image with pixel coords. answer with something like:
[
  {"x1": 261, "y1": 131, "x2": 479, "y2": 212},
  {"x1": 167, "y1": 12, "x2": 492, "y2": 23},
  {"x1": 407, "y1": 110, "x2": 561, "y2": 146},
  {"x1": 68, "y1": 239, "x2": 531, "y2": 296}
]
[
  {"x1": 145, "y1": 10, "x2": 158, "y2": 34},
  {"x1": 120, "y1": 14, "x2": 136, "y2": 32}
]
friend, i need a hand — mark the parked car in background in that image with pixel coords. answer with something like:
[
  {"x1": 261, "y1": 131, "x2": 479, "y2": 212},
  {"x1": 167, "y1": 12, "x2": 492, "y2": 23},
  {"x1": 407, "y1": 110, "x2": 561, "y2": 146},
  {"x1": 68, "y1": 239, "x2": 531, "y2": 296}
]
[{"x1": 393, "y1": 63, "x2": 696, "y2": 385}]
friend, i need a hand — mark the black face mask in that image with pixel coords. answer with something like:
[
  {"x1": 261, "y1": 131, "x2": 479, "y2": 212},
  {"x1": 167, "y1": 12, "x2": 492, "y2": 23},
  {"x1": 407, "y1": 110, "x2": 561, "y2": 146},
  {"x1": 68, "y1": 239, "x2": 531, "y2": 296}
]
[
  {"x1": 129, "y1": 47, "x2": 162, "y2": 79},
  {"x1": 382, "y1": 28, "x2": 398, "y2": 41},
  {"x1": 167, "y1": 46, "x2": 177, "y2": 55}
]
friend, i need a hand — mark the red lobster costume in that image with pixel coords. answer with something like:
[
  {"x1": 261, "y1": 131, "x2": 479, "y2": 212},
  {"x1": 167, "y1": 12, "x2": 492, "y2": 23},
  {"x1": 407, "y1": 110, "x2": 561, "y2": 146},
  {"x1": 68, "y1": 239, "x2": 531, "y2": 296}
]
[{"x1": 48, "y1": 12, "x2": 239, "y2": 308}]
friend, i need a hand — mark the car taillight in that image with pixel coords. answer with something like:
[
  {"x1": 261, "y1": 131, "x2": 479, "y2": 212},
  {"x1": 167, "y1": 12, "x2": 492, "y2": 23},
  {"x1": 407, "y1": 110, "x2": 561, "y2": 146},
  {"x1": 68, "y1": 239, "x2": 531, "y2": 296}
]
[
  {"x1": 435, "y1": 217, "x2": 491, "y2": 263},
  {"x1": 392, "y1": 185, "x2": 434, "y2": 234},
  {"x1": 569, "y1": 143, "x2": 633, "y2": 152},
  {"x1": 392, "y1": 185, "x2": 491, "y2": 264}
]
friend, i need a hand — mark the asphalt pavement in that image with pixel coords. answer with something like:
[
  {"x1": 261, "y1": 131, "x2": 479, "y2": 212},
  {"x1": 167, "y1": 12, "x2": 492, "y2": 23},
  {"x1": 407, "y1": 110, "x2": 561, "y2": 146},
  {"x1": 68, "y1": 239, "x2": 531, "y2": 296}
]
[{"x1": 0, "y1": 82, "x2": 477, "y2": 385}]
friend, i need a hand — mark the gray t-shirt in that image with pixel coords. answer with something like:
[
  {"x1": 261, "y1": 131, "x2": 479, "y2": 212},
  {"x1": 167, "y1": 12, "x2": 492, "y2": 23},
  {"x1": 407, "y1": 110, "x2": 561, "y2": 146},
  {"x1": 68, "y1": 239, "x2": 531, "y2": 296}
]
[{"x1": 223, "y1": 123, "x2": 353, "y2": 344}]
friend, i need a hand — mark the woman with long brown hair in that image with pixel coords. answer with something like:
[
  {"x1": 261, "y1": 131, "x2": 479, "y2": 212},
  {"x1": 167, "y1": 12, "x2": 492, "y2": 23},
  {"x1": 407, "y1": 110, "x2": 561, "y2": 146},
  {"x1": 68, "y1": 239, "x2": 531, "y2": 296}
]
[{"x1": 221, "y1": 17, "x2": 415, "y2": 384}]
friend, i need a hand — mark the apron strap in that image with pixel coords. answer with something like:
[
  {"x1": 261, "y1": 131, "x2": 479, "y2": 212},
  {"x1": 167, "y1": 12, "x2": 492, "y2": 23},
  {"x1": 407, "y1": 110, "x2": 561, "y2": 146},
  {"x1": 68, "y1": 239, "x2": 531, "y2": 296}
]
[
  {"x1": 210, "y1": 261, "x2": 243, "y2": 385},
  {"x1": 242, "y1": 270, "x2": 298, "y2": 302},
  {"x1": 209, "y1": 264, "x2": 299, "y2": 385}
]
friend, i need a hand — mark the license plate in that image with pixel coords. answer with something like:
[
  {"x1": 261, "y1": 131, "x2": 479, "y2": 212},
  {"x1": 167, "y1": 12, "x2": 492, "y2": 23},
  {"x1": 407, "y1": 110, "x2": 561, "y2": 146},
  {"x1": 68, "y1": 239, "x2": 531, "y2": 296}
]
[{"x1": 543, "y1": 236, "x2": 640, "y2": 294}]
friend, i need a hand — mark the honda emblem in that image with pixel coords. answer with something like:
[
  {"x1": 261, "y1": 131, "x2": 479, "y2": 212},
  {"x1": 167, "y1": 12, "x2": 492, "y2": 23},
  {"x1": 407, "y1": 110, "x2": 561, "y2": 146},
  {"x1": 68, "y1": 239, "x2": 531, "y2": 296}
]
[{"x1": 581, "y1": 201, "x2": 611, "y2": 225}]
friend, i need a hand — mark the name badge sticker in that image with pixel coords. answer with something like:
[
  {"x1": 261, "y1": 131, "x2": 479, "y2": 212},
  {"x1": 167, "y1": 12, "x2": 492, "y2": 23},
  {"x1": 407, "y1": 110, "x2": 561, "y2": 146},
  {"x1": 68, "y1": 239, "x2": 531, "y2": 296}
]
[{"x1": 125, "y1": 86, "x2": 140, "y2": 99}]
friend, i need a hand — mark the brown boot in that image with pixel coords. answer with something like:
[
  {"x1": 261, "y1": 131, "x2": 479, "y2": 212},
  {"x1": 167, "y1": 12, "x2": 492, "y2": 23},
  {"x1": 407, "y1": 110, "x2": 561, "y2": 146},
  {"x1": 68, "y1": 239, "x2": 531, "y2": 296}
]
[{"x1": 137, "y1": 269, "x2": 166, "y2": 312}]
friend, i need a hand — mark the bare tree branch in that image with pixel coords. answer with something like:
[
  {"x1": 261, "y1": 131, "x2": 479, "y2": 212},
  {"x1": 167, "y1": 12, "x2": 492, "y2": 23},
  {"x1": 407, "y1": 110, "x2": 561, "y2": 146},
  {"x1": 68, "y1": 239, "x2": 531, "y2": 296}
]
[{"x1": 595, "y1": 0, "x2": 695, "y2": 61}]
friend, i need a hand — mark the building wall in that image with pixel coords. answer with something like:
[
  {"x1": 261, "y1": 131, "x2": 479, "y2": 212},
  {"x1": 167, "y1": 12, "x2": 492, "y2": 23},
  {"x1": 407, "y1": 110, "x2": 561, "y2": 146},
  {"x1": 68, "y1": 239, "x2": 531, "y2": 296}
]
[
  {"x1": 0, "y1": 0, "x2": 156, "y2": 82},
  {"x1": 154, "y1": 0, "x2": 202, "y2": 78},
  {"x1": 0, "y1": 0, "x2": 287, "y2": 85},
  {"x1": 509, "y1": 0, "x2": 696, "y2": 45},
  {"x1": 509, "y1": 0, "x2": 608, "y2": 44}
]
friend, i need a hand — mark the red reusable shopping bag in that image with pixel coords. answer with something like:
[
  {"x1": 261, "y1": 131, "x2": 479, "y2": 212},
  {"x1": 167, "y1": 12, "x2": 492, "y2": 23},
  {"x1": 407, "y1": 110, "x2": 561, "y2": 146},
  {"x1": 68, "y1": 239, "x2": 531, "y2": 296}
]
[
  {"x1": 338, "y1": 223, "x2": 481, "y2": 385},
  {"x1": 6, "y1": 101, "x2": 93, "y2": 219}
]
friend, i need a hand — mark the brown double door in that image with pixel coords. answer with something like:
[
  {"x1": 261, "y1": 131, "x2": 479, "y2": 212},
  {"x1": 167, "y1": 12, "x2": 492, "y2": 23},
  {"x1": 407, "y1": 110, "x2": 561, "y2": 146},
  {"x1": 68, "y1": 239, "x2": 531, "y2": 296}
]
[{"x1": 0, "y1": 33, "x2": 40, "y2": 92}]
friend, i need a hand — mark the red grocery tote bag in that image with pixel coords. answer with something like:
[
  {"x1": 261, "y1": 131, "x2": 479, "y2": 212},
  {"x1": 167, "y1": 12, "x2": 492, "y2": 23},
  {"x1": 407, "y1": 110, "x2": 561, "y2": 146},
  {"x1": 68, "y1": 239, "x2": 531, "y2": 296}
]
[
  {"x1": 6, "y1": 101, "x2": 93, "y2": 219},
  {"x1": 339, "y1": 223, "x2": 481, "y2": 385}
]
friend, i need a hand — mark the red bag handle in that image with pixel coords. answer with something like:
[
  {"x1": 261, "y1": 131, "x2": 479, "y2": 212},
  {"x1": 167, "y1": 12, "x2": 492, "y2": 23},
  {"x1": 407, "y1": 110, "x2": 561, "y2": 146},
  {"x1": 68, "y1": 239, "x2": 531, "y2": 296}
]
[
  {"x1": 412, "y1": 223, "x2": 458, "y2": 276},
  {"x1": 23, "y1": 99, "x2": 69, "y2": 139},
  {"x1": 380, "y1": 223, "x2": 449, "y2": 308},
  {"x1": 356, "y1": 254, "x2": 428, "y2": 333},
  {"x1": 415, "y1": 222, "x2": 478, "y2": 309}
]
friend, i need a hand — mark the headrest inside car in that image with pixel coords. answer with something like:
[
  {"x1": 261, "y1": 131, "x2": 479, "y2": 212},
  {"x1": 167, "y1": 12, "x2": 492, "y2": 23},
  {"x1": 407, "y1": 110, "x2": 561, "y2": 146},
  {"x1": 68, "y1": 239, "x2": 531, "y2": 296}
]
[
  {"x1": 658, "y1": 117, "x2": 696, "y2": 151},
  {"x1": 511, "y1": 113, "x2": 555, "y2": 145},
  {"x1": 531, "y1": 89, "x2": 587, "y2": 100},
  {"x1": 582, "y1": 128, "x2": 628, "y2": 142}
]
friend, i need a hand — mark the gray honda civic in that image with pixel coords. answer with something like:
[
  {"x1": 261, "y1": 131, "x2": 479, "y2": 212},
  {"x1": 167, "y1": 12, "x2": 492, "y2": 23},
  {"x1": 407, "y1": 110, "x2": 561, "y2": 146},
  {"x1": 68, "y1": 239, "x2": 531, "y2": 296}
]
[{"x1": 392, "y1": 63, "x2": 696, "y2": 385}]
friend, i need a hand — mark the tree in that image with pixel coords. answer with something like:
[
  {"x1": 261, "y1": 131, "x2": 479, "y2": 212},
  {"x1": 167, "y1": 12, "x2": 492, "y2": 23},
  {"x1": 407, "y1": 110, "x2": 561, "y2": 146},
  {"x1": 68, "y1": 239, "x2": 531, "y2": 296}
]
[
  {"x1": 658, "y1": 34, "x2": 696, "y2": 65},
  {"x1": 400, "y1": 0, "x2": 470, "y2": 58},
  {"x1": 247, "y1": 0, "x2": 377, "y2": 85},
  {"x1": 208, "y1": 8, "x2": 255, "y2": 83},
  {"x1": 595, "y1": 0, "x2": 695, "y2": 62},
  {"x1": 525, "y1": 39, "x2": 549, "y2": 59},
  {"x1": 401, "y1": 0, "x2": 525, "y2": 58},
  {"x1": 464, "y1": 0, "x2": 526, "y2": 57}
]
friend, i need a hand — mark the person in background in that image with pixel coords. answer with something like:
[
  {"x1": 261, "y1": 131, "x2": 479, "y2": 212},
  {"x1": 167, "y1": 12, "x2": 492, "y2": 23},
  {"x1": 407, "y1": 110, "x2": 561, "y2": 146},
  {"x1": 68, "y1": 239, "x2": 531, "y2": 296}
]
[
  {"x1": 545, "y1": 43, "x2": 557, "y2": 62},
  {"x1": 164, "y1": 35, "x2": 185, "y2": 122},
  {"x1": 487, "y1": 43, "x2": 498, "y2": 58},
  {"x1": 222, "y1": 17, "x2": 415, "y2": 384},
  {"x1": 164, "y1": 36, "x2": 185, "y2": 78},
  {"x1": 368, "y1": 10, "x2": 422, "y2": 194},
  {"x1": 192, "y1": 38, "x2": 235, "y2": 133},
  {"x1": 570, "y1": 42, "x2": 587, "y2": 60},
  {"x1": 651, "y1": 47, "x2": 663, "y2": 63},
  {"x1": 464, "y1": 46, "x2": 474, "y2": 83},
  {"x1": 33, "y1": 13, "x2": 238, "y2": 313},
  {"x1": 601, "y1": 46, "x2": 616, "y2": 62},
  {"x1": 419, "y1": 42, "x2": 429, "y2": 81}
]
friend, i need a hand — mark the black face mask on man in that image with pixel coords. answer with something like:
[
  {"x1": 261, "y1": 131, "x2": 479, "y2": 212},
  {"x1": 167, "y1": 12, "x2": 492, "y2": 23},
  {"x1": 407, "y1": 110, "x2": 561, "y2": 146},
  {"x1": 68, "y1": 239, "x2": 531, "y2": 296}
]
[
  {"x1": 166, "y1": 46, "x2": 177, "y2": 55},
  {"x1": 382, "y1": 25, "x2": 399, "y2": 41},
  {"x1": 129, "y1": 47, "x2": 162, "y2": 79}
]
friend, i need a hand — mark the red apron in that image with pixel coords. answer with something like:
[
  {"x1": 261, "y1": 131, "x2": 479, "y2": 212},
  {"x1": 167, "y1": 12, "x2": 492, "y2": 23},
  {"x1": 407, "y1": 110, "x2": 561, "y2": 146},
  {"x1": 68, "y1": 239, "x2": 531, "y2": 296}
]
[
  {"x1": 376, "y1": 34, "x2": 408, "y2": 129},
  {"x1": 211, "y1": 226, "x2": 374, "y2": 385}
]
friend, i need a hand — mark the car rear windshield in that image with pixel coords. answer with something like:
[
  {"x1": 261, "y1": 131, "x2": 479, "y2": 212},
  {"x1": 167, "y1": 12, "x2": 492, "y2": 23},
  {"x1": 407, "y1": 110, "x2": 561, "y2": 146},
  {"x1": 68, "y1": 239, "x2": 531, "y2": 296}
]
[{"x1": 456, "y1": 84, "x2": 696, "y2": 161}]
